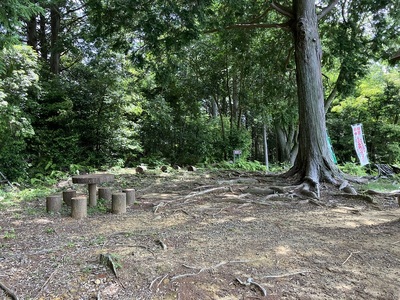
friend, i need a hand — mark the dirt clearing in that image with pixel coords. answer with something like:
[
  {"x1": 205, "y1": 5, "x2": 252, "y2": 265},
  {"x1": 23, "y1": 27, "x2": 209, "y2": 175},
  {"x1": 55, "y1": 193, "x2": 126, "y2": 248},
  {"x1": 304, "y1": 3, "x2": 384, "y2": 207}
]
[{"x1": 0, "y1": 169, "x2": 399, "y2": 299}]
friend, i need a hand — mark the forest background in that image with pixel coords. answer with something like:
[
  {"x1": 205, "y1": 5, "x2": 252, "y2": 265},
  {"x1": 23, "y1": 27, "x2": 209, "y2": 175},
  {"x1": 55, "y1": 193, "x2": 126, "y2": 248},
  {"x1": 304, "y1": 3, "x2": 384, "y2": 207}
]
[{"x1": 0, "y1": 0, "x2": 399, "y2": 183}]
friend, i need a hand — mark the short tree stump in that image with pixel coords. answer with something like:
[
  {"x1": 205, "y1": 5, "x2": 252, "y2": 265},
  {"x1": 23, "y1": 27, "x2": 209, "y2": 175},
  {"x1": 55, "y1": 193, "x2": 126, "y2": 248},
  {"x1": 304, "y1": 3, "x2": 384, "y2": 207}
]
[
  {"x1": 98, "y1": 187, "x2": 112, "y2": 201},
  {"x1": 46, "y1": 195, "x2": 62, "y2": 213},
  {"x1": 71, "y1": 196, "x2": 87, "y2": 219},
  {"x1": 112, "y1": 193, "x2": 126, "y2": 214},
  {"x1": 63, "y1": 189, "x2": 77, "y2": 206},
  {"x1": 122, "y1": 189, "x2": 136, "y2": 206}
]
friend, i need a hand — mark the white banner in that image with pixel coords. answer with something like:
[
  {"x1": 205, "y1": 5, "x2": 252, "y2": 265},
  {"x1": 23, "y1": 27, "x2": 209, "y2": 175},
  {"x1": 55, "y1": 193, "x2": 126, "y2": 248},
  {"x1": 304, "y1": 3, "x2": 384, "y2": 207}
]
[{"x1": 351, "y1": 124, "x2": 369, "y2": 166}]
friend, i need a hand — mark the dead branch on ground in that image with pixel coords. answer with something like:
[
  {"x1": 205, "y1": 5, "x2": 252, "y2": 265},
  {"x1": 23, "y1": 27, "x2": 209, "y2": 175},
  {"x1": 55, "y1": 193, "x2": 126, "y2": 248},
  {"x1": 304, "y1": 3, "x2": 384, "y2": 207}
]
[
  {"x1": 262, "y1": 270, "x2": 311, "y2": 279},
  {"x1": 236, "y1": 277, "x2": 267, "y2": 297},
  {"x1": 34, "y1": 264, "x2": 61, "y2": 300},
  {"x1": 342, "y1": 251, "x2": 360, "y2": 265},
  {"x1": 0, "y1": 281, "x2": 19, "y2": 300},
  {"x1": 149, "y1": 273, "x2": 169, "y2": 291},
  {"x1": 171, "y1": 260, "x2": 249, "y2": 281}
]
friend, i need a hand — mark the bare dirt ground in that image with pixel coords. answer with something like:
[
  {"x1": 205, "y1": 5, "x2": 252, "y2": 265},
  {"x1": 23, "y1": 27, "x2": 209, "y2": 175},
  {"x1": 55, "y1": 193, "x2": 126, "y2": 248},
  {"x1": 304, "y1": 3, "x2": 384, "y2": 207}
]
[{"x1": 0, "y1": 169, "x2": 399, "y2": 300}]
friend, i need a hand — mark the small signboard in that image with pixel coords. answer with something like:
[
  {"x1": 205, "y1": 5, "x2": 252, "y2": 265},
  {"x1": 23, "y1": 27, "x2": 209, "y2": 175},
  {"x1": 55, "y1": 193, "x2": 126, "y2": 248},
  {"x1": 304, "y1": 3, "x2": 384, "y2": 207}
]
[{"x1": 233, "y1": 150, "x2": 242, "y2": 163}]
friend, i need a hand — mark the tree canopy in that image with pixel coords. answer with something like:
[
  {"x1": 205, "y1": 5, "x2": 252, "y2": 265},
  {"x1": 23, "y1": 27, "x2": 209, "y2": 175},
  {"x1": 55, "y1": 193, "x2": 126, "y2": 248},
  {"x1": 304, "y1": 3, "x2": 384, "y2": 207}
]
[{"x1": 0, "y1": 0, "x2": 399, "y2": 184}]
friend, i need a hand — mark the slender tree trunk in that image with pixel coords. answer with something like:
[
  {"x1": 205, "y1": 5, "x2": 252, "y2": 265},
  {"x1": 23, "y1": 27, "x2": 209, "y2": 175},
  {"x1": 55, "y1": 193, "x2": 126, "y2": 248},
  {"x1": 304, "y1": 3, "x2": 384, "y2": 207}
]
[
  {"x1": 263, "y1": 124, "x2": 269, "y2": 172},
  {"x1": 286, "y1": 0, "x2": 339, "y2": 185},
  {"x1": 39, "y1": 14, "x2": 48, "y2": 60},
  {"x1": 50, "y1": 5, "x2": 61, "y2": 74},
  {"x1": 275, "y1": 124, "x2": 290, "y2": 163},
  {"x1": 27, "y1": 16, "x2": 37, "y2": 51}
]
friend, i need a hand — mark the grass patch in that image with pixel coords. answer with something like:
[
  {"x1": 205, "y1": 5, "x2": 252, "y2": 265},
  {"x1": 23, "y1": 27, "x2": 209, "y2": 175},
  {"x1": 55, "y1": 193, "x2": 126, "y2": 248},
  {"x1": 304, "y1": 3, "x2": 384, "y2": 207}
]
[{"x1": 364, "y1": 179, "x2": 400, "y2": 192}]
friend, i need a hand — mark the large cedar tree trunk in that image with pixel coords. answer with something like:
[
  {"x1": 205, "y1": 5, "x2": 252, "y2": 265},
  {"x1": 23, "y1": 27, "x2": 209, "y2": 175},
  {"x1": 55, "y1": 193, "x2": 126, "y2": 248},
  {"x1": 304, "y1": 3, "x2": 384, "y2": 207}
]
[{"x1": 285, "y1": 0, "x2": 339, "y2": 185}]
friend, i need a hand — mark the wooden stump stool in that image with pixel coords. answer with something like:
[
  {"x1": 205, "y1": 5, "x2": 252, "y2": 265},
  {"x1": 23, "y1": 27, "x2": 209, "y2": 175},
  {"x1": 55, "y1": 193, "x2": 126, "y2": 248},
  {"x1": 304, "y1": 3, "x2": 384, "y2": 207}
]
[
  {"x1": 112, "y1": 193, "x2": 126, "y2": 214},
  {"x1": 122, "y1": 189, "x2": 136, "y2": 206},
  {"x1": 71, "y1": 196, "x2": 87, "y2": 219},
  {"x1": 63, "y1": 189, "x2": 77, "y2": 206},
  {"x1": 46, "y1": 195, "x2": 62, "y2": 213},
  {"x1": 136, "y1": 166, "x2": 147, "y2": 174},
  {"x1": 98, "y1": 187, "x2": 112, "y2": 201}
]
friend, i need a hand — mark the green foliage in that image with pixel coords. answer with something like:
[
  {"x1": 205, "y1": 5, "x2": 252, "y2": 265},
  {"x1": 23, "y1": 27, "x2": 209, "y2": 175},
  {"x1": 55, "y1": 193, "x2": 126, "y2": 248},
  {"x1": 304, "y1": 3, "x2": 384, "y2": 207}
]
[
  {"x1": 0, "y1": 45, "x2": 39, "y2": 180},
  {"x1": 328, "y1": 64, "x2": 400, "y2": 164},
  {"x1": 3, "y1": 228, "x2": 16, "y2": 239},
  {"x1": 0, "y1": 0, "x2": 43, "y2": 50},
  {"x1": 0, "y1": 0, "x2": 398, "y2": 182},
  {"x1": 213, "y1": 159, "x2": 266, "y2": 172},
  {"x1": 88, "y1": 197, "x2": 109, "y2": 215},
  {"x1": 365, "y1": 178, "x2": 400, "y2": 192},
  {"x1": 338, "y1": 159, "x2": 368, "y2": 176}
]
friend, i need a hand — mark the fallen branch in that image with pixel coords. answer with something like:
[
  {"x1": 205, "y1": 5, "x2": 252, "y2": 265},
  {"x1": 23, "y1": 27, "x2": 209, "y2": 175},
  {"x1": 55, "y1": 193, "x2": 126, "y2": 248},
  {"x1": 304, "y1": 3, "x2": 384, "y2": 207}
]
[
  {"x1": 34, "y1": 264, "x2": 61, "y2": 300},
  {"x1": 153, "y1": 201, "x2": 166, "y2": 213},
  {"x1": 171, "y1": 260, "x2": 249, "y2": 281},
  {"x1": 149, "y1": 273, "x2": 169, "y2": 291},
  {"x1": 0, "y1": 281, "x2": 19, "y2": 300},
  {"x1": 342, "y1": 251, "x2": 360, "y2": 265},
  {"x1": 236, "y1": 277, "x2": 267, "y2": 297},
  {"x1": 262, "y1": 270, "x2": 311, "y2": 279}
]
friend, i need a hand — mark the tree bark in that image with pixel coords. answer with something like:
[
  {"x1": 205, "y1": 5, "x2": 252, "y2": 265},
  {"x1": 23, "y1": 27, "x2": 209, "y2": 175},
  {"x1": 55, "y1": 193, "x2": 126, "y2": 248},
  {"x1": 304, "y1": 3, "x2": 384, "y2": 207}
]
[
  {"x1": 286, "y1": 0, "x2": 339, "y2": 185},
  {"x1": 50, "y1": 4, "x2": 61, "y2": 74},
  {"x1": 39, "y1": 14, "x2": 48, "y2": 60},
  {"x1": 27, "y1": 16, "x2": 37, "y2": 51}
]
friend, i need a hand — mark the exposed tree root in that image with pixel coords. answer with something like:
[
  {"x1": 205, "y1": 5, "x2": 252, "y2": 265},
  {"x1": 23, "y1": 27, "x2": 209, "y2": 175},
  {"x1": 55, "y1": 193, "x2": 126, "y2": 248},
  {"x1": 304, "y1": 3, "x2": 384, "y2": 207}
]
[
  {"x1": 184, "y1": 186, "x2": 231, "y2": 200},
  {"x1": 333, "y1": 193, "x2": 376, "y2": 204}
]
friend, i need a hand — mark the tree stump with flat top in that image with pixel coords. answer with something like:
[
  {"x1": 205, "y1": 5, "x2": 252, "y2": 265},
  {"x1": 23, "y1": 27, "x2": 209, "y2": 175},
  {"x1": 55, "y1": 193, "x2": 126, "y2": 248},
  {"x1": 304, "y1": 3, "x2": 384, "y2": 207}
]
[
  {"x1": 71, "y1": 196, "x2": 87, "y2": 219},
  {"x1": 112, "y1": 193, "x2": 126, "y2": 214},
  {"x1": 46, "y1": 195, "x2": 62, "y2": 213}
]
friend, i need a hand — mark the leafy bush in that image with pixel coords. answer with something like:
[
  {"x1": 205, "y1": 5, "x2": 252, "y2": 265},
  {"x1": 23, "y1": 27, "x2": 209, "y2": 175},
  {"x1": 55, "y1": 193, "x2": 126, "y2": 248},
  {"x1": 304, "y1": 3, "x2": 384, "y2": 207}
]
[
  {"x1": 338, "y1": 159, "x2": 368, "y2": 176},
  {"x1": 213, "y1": 160, "x2": 266, "y2": 172},
  {"x1": 0, "y1": 45, "x2": 39, "y2": 180}
]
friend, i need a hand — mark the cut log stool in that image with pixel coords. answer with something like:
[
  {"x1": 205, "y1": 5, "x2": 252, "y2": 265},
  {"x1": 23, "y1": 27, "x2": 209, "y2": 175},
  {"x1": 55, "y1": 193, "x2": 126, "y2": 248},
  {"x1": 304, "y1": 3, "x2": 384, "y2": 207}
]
[
  {"x1": 112, "y1": 193, "x2": 126, "y2": 214},
  {"x1": 122, "y1": 189, "x2": 136, "y2": 205},
  {"x1": 71, "y1": 196, "x2": 87, "y2": 219},
  {"x1": 46, "y1": 195, "x2": 62, "y2": 213},
  {"x1": 63, "y1": 189, "x2": 77, "y2": 206},
  {"x1": 98, "y1": 187, "x2": 112, "y2": 201},
  {"x1": 135, "y1": 166, "x2": 147, "y2": 174},
  {"x1": 187, "y1": 165, "x2": 197, "y2": 172},
  {"x1": 72, "y1": 174, "x2": 114, "y2": 207}
]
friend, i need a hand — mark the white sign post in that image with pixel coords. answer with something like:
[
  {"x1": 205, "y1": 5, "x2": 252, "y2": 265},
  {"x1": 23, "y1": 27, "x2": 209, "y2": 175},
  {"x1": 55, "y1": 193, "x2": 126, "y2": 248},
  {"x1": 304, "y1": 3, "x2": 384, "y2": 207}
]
[
  {"x1": 233, "y1": 150, "x2": 242, "y2": 163},
  {"x1": 351, "y1": 124, "x2": 369, "y2": 166}
]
